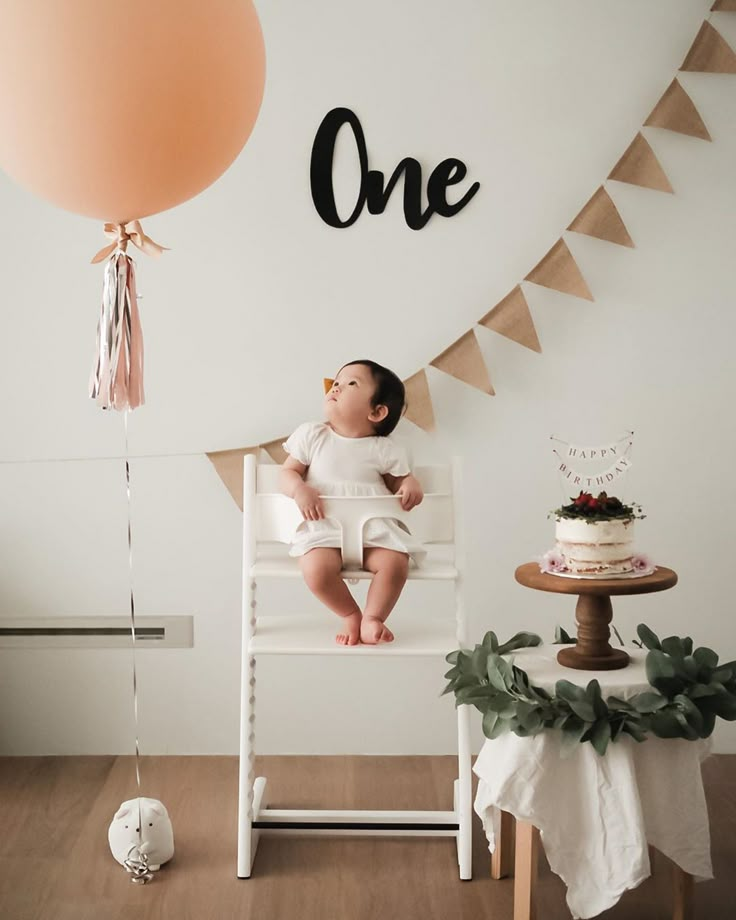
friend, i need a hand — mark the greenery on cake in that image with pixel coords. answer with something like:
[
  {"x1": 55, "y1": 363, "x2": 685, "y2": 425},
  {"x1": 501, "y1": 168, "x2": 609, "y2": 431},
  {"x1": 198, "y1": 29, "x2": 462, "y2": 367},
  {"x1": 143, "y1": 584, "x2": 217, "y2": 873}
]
[{"x1": 552, "y1": 490, "x2": 645, "y2": 523}]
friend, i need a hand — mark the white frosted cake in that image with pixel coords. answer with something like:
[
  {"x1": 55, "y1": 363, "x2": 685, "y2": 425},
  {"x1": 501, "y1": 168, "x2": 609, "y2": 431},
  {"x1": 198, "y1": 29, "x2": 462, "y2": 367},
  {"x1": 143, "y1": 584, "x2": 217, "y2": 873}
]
[
  {"x1": 553, "y1": 491, "x2": 640, "y2": 576},
  {"x1": 555, "y1": 517, "x2": 634, "y2": 575}
]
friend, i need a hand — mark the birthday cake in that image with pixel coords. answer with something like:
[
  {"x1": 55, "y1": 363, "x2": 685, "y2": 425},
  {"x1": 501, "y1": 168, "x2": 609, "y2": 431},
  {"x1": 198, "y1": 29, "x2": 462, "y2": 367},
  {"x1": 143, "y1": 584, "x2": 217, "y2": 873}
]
[{"x1": 553, "y1": 491, "x2": 640, "y2": 576}]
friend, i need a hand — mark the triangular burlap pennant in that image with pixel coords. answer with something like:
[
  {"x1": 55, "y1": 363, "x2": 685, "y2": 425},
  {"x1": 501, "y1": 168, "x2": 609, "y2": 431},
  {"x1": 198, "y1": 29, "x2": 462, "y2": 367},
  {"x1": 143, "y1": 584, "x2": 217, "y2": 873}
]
[
  {"x1": 645, "y1": 79, "x2": 711, "y2": 140},
  {"x1": 403, "y1": 369, "x2": 436, "y2": 431},
  {"x1": 430, "y1": 330, "x2": 494, "y2": 394},
  {"x1": 525, "y1": 239, "x2": 593, "y2": 301},
  {"x1": 681, "y1": 21, "x2": 736, "y2": 72},
  {"x1": 206, "y1": 447, "x2": 259, "y2": 511},
  {"x1": 478, "y1": 286, "x2": 542, "y2": 353},
  {"x1": 712, "y1": 0, "x2": 736, "y2": 10},
  {"x1": 567, "y1": 187, "x2": 635, "y2": 247},
  {"x1": 608, "y1": 133, "x2": 673, "y2": 193},
  {"x1": 261, "y1": 437, "x2": 289, "y2": 465}
]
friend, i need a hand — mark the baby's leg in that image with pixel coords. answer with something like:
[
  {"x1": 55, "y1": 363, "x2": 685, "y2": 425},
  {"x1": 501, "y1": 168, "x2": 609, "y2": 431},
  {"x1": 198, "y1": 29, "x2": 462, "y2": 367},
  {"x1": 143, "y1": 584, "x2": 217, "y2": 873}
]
[
  {"x1": 299, "y1": 548, "x2": 362, "y2": 646},
  {"x1": 360, "y1": 548, "x2": 409, "y2": 644}
]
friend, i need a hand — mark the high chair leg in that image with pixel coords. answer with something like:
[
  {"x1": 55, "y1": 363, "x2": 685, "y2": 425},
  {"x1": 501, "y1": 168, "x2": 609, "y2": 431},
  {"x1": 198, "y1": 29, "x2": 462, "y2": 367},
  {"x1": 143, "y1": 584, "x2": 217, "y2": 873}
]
[
  {"x1": 456, "y1": 702, "x2": 472, "y2": 879},
  {"x1": 237, "y1": 569, "x2": 259, "y2": 878}
]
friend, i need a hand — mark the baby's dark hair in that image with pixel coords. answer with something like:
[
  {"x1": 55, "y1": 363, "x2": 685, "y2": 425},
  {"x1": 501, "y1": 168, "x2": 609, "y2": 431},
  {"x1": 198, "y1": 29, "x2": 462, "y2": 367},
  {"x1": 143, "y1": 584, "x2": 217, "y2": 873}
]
[{"x1": 340, "y1": 359, "x2": 405, "y2": 436}]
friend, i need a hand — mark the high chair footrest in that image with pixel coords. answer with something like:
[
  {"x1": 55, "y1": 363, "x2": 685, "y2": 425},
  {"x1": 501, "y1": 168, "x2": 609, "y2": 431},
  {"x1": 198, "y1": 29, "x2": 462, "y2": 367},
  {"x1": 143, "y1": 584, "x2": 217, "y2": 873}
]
[
  {"x1": 248, "y1": 615, "x2": 461, "y2": 656},
  {"x1": 253, "y1": 807, "x2": 459, "y2": 836}
]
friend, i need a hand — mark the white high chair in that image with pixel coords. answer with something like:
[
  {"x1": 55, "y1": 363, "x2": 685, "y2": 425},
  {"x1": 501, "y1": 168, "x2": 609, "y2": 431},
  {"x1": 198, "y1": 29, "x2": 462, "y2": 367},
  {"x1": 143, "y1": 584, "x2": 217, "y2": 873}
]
[{"x1": 237, "y1": 454, "x2": 472, "y2": 879}]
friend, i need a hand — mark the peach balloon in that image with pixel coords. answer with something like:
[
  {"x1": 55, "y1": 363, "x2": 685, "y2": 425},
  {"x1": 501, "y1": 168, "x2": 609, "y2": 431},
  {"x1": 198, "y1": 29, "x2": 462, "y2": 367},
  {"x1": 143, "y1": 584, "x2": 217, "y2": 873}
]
[{"x1": 0, "y1": 0, "x2": 265, "y2": 222}]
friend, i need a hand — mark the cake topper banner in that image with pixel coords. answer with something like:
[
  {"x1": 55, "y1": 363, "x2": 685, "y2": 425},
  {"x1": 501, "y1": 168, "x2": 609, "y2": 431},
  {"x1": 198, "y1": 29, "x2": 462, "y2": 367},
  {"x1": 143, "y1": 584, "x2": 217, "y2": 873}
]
[
  {"x1": 552, "y1": 432, "x2": 634, "y2": 490},
  {"x1": 551, "y1": 431, "x2": 634, "y2": 461},
  {"x1": 556, "y1": 454, "x2": 633, "y2": 490}
]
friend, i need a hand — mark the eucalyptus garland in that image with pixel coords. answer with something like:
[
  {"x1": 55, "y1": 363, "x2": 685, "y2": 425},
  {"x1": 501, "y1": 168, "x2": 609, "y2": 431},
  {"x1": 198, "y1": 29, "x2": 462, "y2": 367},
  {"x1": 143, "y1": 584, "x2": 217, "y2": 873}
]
[{"x1": 442, "y1": 625, "x2": 736, "y2": 756}]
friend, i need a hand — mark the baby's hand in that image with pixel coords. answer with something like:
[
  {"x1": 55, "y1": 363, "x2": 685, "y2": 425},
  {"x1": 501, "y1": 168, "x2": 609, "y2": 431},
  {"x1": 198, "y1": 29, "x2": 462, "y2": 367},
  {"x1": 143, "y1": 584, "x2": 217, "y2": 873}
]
[
  {"x1": 396, "y1": 475, "x2": 423, "y2": 511},
  {"x1": 294, "y1": 483, "x2": 324, "y2": 521}
]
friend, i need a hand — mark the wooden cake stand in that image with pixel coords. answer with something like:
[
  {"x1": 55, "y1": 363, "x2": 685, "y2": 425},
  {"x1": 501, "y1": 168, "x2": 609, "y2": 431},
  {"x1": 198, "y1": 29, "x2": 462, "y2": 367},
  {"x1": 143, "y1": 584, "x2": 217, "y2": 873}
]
[{"x1": 514, "y1": 563, "x2": 678, "y2": 670}]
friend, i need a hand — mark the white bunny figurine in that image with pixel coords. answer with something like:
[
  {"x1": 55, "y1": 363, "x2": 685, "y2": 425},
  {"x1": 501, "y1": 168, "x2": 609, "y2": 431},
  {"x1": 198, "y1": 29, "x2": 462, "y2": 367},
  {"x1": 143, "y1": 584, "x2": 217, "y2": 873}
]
[{"x1": 108, "y1": 797, "x2": 174, "y2": 870}]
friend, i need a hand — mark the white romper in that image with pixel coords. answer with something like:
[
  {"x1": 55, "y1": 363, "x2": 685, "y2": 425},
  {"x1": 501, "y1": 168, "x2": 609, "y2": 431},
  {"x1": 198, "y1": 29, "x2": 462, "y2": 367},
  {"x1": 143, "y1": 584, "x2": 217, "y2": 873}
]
[{"x1": 282, "y1": 421, "x2": 426, "y2": 566}]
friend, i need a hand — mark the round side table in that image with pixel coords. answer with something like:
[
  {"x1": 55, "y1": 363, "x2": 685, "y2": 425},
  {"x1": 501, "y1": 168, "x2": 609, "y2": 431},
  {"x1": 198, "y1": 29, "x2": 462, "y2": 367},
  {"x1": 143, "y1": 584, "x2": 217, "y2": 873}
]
[{"x1": 514, "y1": 563, "x2": 678, "y2": 670}]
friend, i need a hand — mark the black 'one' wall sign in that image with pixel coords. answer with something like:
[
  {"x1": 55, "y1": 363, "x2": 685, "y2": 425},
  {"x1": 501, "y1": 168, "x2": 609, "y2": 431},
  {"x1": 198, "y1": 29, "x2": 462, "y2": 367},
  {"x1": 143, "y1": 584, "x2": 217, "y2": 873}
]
[{"x1": 310, "y1": 107, "x2": 480, "y2": 230}]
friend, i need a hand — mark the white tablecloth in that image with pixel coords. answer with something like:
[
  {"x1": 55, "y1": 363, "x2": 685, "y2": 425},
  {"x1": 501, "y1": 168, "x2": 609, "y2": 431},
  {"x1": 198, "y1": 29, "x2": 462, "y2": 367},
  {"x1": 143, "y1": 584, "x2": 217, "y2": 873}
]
[{"x1": 472, "y1": 645, "x2": 713, "y2": 919}]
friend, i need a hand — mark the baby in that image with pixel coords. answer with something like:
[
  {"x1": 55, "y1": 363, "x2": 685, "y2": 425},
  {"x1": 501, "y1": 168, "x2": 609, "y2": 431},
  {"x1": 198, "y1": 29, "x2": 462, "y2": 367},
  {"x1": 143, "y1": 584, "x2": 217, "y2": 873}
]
[{"x1": 279, "y1": 360, "x2": 424, "y2": 646}]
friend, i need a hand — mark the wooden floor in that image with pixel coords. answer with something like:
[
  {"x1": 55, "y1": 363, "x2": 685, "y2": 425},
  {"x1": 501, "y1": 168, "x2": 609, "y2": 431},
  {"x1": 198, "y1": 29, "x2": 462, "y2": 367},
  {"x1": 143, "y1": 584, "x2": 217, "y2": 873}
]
[{"x1": 0, "y1": 754, "x2": 733, "y2": 920}]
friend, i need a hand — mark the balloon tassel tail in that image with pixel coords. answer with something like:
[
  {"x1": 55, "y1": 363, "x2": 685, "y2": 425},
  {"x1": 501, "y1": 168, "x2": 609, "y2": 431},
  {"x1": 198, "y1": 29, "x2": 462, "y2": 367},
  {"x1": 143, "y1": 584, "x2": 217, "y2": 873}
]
[{"x1": 89, "y1": 250, "x2": 144, "y2": 411}]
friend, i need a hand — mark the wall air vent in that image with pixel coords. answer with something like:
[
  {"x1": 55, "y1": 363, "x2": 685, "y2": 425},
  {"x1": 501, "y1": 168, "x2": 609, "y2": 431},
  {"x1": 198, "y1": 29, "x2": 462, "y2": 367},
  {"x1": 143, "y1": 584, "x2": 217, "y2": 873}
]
[{"x1": 0, "y1": 616, "x2": 193, "y2": 649}]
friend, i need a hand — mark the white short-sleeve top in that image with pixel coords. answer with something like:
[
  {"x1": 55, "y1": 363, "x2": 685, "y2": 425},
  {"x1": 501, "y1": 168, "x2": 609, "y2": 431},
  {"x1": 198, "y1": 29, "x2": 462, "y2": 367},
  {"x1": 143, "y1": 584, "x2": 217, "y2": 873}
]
[
  {"x1": 281, "y1": 421, "x2": 424, "y2": 563},
  {"x1": 282, "y1": 421, "x2": 410, "y2": 496}
]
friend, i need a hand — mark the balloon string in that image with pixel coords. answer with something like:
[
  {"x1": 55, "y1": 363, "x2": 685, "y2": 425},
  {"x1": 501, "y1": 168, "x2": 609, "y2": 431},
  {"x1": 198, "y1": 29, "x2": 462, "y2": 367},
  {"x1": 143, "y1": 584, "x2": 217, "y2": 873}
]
[{"x1": 123, "y1": 410, "x2": 147, "y2": 881}]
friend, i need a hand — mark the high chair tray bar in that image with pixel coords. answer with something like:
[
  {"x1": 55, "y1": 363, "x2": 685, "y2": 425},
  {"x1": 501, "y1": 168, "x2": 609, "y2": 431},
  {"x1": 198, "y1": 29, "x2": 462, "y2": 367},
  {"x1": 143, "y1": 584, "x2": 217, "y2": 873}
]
[{"x1": 248, "y1": 614, "x2": 460, "y2": 656}]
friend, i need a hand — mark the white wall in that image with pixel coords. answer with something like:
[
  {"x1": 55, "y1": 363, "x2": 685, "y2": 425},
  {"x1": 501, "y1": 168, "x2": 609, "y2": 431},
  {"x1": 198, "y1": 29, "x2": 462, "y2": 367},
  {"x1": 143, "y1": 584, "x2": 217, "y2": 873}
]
[{"x1": 2, "y1": 0, "x2": 735, "y2": 755}]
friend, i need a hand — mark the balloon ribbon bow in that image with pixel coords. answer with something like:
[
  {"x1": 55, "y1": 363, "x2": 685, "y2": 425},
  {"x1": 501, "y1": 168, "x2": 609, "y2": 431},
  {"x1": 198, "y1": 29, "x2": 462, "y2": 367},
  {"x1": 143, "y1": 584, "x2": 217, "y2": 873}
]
[
  {"x1": 89, "y1": 221, "x2": 168, "y2": 411},
  {"x1": 123, "y1": 844, "x2": 154, "y2": 885}
]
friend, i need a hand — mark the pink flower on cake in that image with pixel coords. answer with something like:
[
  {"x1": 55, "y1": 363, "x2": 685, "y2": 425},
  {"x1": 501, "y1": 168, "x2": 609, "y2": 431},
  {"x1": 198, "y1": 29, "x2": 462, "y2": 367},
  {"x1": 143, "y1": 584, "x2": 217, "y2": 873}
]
[
  {"x1": 540, "y1": 549, "x2": 568, "y2": 574},
  {"x1": 631, "y1": 553, "x2": 656, "y2": 575}
]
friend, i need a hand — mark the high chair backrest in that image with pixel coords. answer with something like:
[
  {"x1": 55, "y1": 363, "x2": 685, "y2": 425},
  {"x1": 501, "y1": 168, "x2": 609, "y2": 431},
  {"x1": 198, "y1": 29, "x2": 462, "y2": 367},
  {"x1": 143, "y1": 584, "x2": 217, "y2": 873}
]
[{"x1": 243, "y1": 455, "x2": 458, "y2": 568}]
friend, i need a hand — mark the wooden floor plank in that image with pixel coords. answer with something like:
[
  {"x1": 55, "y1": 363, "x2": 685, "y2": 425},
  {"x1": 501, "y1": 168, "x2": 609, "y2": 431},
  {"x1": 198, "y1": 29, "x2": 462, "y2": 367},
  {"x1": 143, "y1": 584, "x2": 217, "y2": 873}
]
[{"x1": 0, "y1": 754, "x2": 732, "y2": 920}]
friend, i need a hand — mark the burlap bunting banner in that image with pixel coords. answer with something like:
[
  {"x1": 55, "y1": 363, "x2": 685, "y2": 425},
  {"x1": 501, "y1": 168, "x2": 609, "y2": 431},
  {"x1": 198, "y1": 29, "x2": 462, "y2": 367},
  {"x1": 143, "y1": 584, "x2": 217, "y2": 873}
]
[
  {"x1": 478, "y1": 286, "x2": 542, "y2": 353},
  {"x1": 206, "y1": 447, "x2": 260, "y2": 511},
  {"x1": 261, "y1": 437, "x2": 289, "y2": 465},
  {"x1": 682, "y1": 21, "x2": 736, "y2": 72},
  {"x1": 645, "y1": 79, "x2": 711, "y2": 140},
  {"x1": 207, "y1": 8, "x2": 726, "y2": 511},
  {"x1": 403, "y1": 369, "x2": 436, "y2": 431},
  {"x1": 525, "y1": 239, "x2": 593, "y2": 301},
  {"x1": 567, "y1": 187, "x2": 635, "y2": 247},
  {"x1": 430, "y1": 330, "x2": 494, "y2": 394},
  {"x1": 608, "y1": 133, "x2": 673, "y2": 193}
]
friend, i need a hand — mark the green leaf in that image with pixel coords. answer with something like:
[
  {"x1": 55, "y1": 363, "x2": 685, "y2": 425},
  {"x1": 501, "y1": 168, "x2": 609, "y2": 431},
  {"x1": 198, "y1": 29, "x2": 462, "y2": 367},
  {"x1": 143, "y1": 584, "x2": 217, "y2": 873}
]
[
  {"x1": 621, "y1": 723, "x2": 648, "y2": 743},
  {"x1": 481, "y1": 631, "x2": 499, "y2": 653},
  {"x1": 693, "y1": 647, "x2": 718, "y2": 670},
  {"x1": 554, "y1": 625, "x2": 576, "y2": 645},
  {"x1": 607, "y1": 695, "x2": 632, "y2": 712},
  {"x1": 586, "y1": 679, "x2": 607, "y2": 719},
  {"x1": 589, "y1": 719, "x2": 612, "y2": 756},
  {"x1": 681, "y1": 656, "x2": 699, "y2": 681},
  {"x1": 556, "y1": 681, "x2": 597, "y2": 722},
  {"x1": 662, "y1": 636, "x2": 688, "y2": 659},
  {"x1": 712, "y1": 666, "x2": 734, "y2": 685},
  {"x1": 689, "y1": 683, "x2": 719, "y2": 699},
  {"x1": 497, "y1": 631, "x2": 542, "y2": 655},
  {"x1": 487, "y1": 655, "x2": 514, "y2": 692},
  {"x1": 487, "y1": 713, "x2": 511, "y2": 739},
  {"x1": 701, "y1": 695, "x2": 736, "y2": 720},
  {"x1": 482, "y1": 709, "x2": 499, "y2": 738},
  {"x1": 649, "y1": 708, "x2": 687, "y2": 739},
  {"x1": 646, "y1": 650, "x2": 682, "y2": 693},
  {"x1": 485, "y1": 692, "x2": 516, "y2": 716},
  {"x1": 515, "y1": 702, "x2": 544, "y2": 733},
  {"x1": 674, "y1": 694, "x2": 705, "y2": 735},
  {"x1": 700, "y1": 710, "x2": 717, "y2": 737},
  {"x1": 630, "y1": 691, "x2": 668, "y2": 713},
  {"x1": 637, "y1": 624, "x2": 662, "y2": 650},
  {"x1": 471, "y1": 646, "x2": 489, "y2": 679}
]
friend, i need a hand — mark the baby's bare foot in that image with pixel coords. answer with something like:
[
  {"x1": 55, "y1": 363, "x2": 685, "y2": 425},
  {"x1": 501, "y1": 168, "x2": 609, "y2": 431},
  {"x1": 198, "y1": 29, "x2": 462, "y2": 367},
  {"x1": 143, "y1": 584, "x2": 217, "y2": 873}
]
[
  {"x1": 360, "y1": 616, "x2": 394, "y2": 645},
  {"x1": 336, "y1": 611, "x2": 362, "y2": 646}
]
